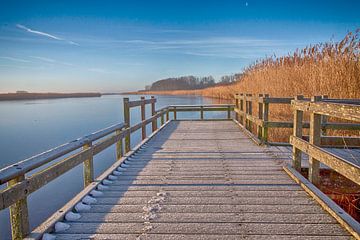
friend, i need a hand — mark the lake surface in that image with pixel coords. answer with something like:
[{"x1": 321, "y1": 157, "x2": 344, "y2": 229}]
[{"x1": 0, "y1": 94, "x2": 230, "y2": 239}]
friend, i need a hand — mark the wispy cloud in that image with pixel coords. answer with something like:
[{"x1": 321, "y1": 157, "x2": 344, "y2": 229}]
[
  {"x1": 30, "y1": 56, "x2": 75, "y2": 66},
  {"x1": 16, "y1": 24, "x2": 79, "y2": 46},
  {"x1": 0, "y1": 56, "x2": 30, "y2": 63},
  {"x1": 87, "y1": 68, "x2": 113, "y2": 74},
  {"x1": 30, "y1": 56, "x2": 56, "y2": 63}
]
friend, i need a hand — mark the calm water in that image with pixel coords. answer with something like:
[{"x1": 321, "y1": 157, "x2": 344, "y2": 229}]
[{"x1": 0, "y1": 94, "x2": 230, "y2": 239}]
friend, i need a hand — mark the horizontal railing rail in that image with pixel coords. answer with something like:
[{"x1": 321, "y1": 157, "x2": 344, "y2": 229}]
[
  {"x1": 168, "y1": 104, "x2": 234, "y2": 120},
  {"x1": 233, "y1": 93, "x2": 360, "y2": 145}
]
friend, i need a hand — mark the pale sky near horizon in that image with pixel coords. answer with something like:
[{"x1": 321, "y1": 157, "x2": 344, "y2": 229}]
[{"x1": 0, "y1": 0, "x2": 359, "y2": 93}]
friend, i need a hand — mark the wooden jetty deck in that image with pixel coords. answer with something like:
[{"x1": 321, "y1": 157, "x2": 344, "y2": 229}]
[
  {"x1": 51, "y1": 121, "x2": 352, "y2": 239},
  {"x1": 0, "y1": 95, "x2": 359, "y2": 239}
]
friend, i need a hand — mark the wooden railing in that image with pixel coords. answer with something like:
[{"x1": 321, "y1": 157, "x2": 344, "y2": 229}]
[
  {"x1": 290, "y1": 97, "x2": 360, "y2": 185},
  {"x1": 168, "y1": 104, "x2": 234, "y2": 120},
  {"x1": 234, "y1": 93, "x2": 360, "y2": 145},
  {"x1": 0, "y1": 97, "x2": 235, "y2": 240}
]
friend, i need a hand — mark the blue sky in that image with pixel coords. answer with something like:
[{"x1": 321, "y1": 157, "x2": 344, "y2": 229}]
[{"x1": 0, "y1": 0, "x2": 359, "y2": 92}]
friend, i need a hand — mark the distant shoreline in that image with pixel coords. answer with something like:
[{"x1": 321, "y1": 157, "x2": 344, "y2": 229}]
[{"x1": 0, "y1": 92, "x2": 102, "y2": 101}]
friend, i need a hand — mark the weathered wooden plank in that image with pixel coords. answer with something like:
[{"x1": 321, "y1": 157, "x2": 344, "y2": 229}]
[
  {"x1": 57, "y1": 222, "x2": 349, "y2": 235},
  {"x1": 73, "y1": 212, "x2": 336, "y2": 223},
  {"x1": 54, "y1": 234, "x2": 350, "y2": 240},
  {"x1": 89, "y1": 203, "x2": 325, "y2": 214},
  {"x1": 292, "y1": 100, "x2": 360, "y2": 122}
]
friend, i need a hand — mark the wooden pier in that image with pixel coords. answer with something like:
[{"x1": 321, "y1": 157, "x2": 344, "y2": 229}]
[{"x1": 0, "y1": 95, "x2": 359, "y2": 239}]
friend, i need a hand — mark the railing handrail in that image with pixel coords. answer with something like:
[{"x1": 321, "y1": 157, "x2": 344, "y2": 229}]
[
  {"x1": 0, "y1": 122, "x2": 126, "y2": 184},
  {"x1": 292, "y1": 100, "x2": 360, "y2": 122}
]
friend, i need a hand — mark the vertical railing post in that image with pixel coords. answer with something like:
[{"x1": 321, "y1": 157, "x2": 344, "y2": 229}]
[
  {"x1": 116, "y1": 129, "x2": 123, "y2": 160},
  {"x1": 262, "y1": 94, "x2": 269, "y2": 143},
  {"x1": 174, "y1": 106, "x2": 177, "y2": 120},
  {"x1": 151, "y1": 96, "x2": 157, "y2": 132},
  {"x1": 123, "y1": 97, "x2": 131, "y2": 153},
  {"x1": 9, "y1": 175, "x2": 29, "y2": 240},
  {"x1": 309, "y1": 96, "x2": 322, "y2": 185},
  {"x1": 235, "y1": 94, "x2": 239, "y2": 121},
  {"x1": 248, "y1": 94, "x2": 253, "y2": 132},
  {"x1": 240, "y1": 93, "x2": 244, "y2": 125},
  {"x1": 83, "y1": 142, "x2": 94, "y2": 187},
  {"x1": 292, "y1": 95, "x2": 304, "y2": 172},
  {"x1": 227, "y1": 105, "x2": 231, "y2": 119},
  {"x1": 140, "y1": 96, "x2": 146, "y2": 140},
  {"x1": 257, "y1": 94, "x2": 264, "y2": 140},
  {"x1": 321, "y1": 95, "x2": 328, "y2": 136},
  {"x1": 166, "y1": 108, "x2": 169, "y2": 121},
  {"x1": 200, "y1": 106, "x2": 204, "y2": 120},
  {"x1": 245, "y1": 94, "x2": 249, "y2": 129},
  {"x1": 161, "y1": 110, "x2": 164, "y2": 125}
]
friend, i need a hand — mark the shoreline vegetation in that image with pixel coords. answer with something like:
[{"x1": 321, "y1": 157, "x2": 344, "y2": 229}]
[{"x1": 0, "y1": 92, "x2": 101, "y2": 101}]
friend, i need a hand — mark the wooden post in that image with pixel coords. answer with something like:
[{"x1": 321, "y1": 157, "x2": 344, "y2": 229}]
[
  {"x1": 235, "y1": 94, "x2": 239, "y2": 121},
  {"x1": 151, "y1": 96, "x2": 157, "y2": 132},
  {"x1": 174, "y1": 106, "x2": 177, "y2": 120},
  {"x1": 240, "y1": 94, "x2": 244, "y2": 126},
  {"x1": 123, "y1": 97, "x2": 131, "y2": 153},
  {"x1": 166, "y1": 108, "x2": 169, "y2": 121},
  {"x1": 83, "y1": 142, "x2": 93, "y2": 187},
  {"x1": 161, "y1": 110, "x2": 164, "y2": 125},
  {"x1": 321, "y1": 95, "x2": 328, "y2": 136},
  {"x1": 116, "y1": 129, "x2": 123, "y2": 160},
  {"x1": 258, "y1": 94, "x2": 264, "y2": 140},
  {"x1": 245, "y1": 95, "x2": 249, "y2": 129},
  {"x1": 262, "y1": 94, "x2": 269, "y2": 143},
  {"x1": 248, "y1": 94, "x2": 253, "y2": 131},
  {"x1": 200, "y1": 106, "x2": 204, "y2": 120},
  {"x1": 9, "y1": 175, "x2": 29, "y2": 240},
  {"x1": 227, "y1": 105, "x2": 231, "y2": 119},
  {"x1": 309, "y1": 96, "x2": 322, "y2": 185},
  {"x1": 140, "y1": 96, "x2": 146, "y2": 140},
  {"x1": 292, "y1": 95, "x2": 304, "y2": 172}
]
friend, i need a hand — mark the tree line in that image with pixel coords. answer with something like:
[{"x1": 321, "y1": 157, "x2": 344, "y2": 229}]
[{"x1": 146, "y1": 74, "x2": 242, "y2": 91}]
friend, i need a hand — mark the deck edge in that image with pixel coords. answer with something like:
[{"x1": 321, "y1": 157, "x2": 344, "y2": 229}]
[
  {"x1": 25, "y1": 120, "x2": 173, "y2": 240},
  {"x1": 283, "y1": 164, "x2": 360, "y2": 239},
  {"x1": 232, "y1": 119, "x2": 262, "y2": 145}
]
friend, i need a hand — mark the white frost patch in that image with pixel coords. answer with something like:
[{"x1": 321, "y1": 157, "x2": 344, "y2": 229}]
[
  {"x1": 54, "y1": 222, "x2": 70, "y2": 232},
  {"x1": 102, "y1": 179, "x2": 113, "y2": 185},
  {"x1": 75, "y1": 202, "x2": 91, "y2": 212},
  {"x1": 65, "y1": 211, "x2": 81, "y2": 221},
  {"x1": 97, "y1": 184, "x2": 109, "y2": 190},
  {"x1": 112, "y1": 170, "x2": 122, "y2": 176},
  {"x1": 108, "y1": 175, "x2": 118, "y2": 180},
  {"x1": 42, "y1": 233, "x2": 56, "y2": 240},
  {"x1": 82, "y1": 195, "x2": 97, "y2": 204},
  {"x1": 90, "y1": 190, "x2": 103, "y2": 197},
  {"x1": 121, "y1": 163, "x2": 130, "y2": 168}
]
